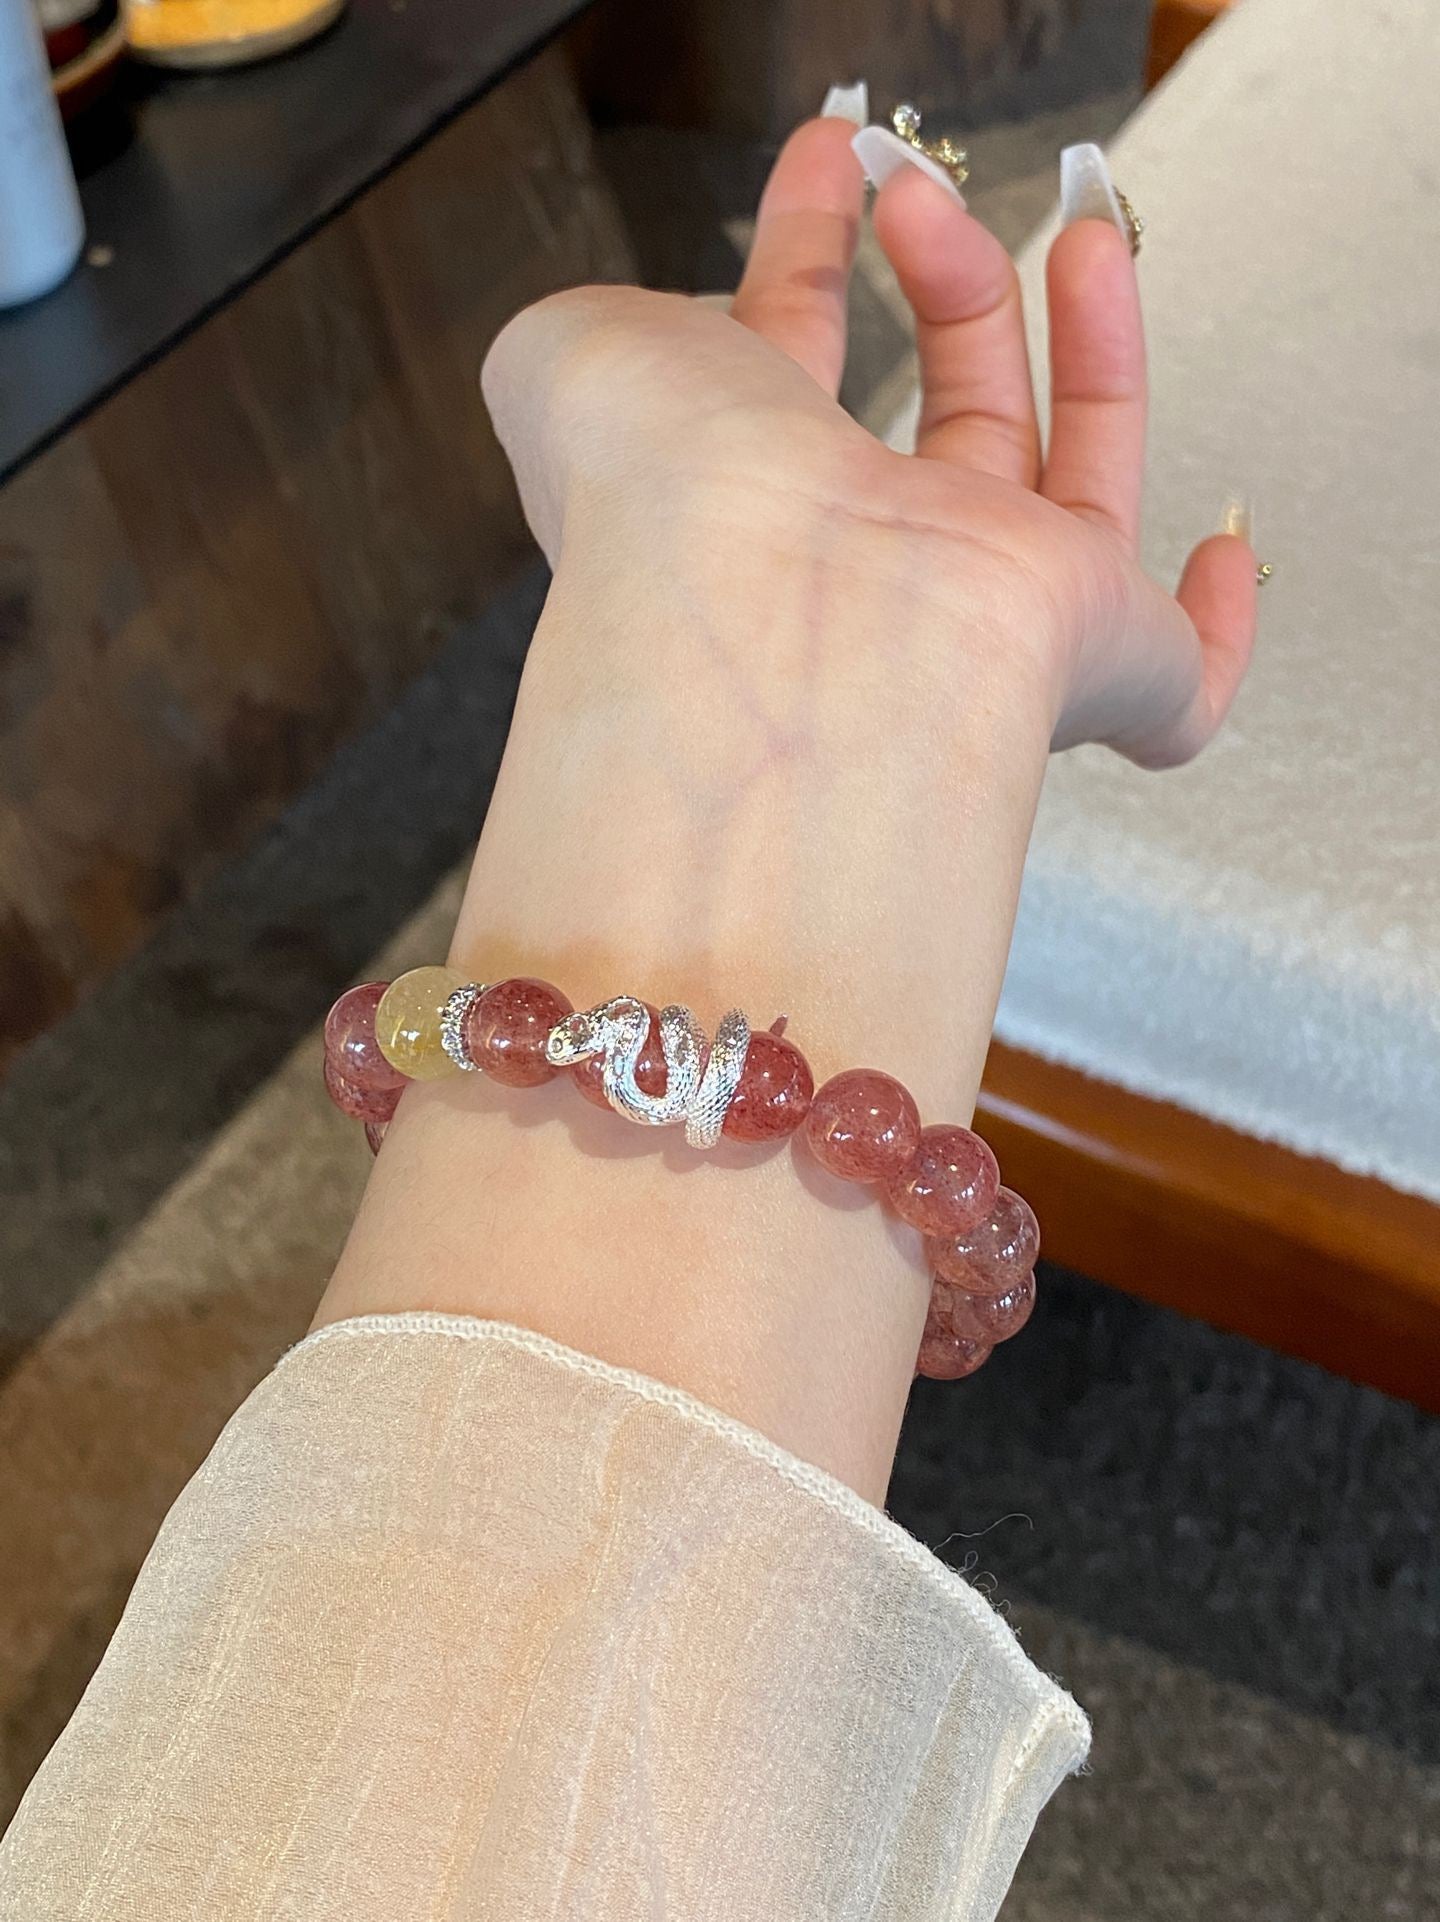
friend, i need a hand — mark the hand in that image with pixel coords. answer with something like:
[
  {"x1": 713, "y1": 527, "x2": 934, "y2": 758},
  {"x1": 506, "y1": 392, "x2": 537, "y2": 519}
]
[
  {"x1": 482, "y1": 115, "x2": 1257, "y2": 772},
  {"x1": 321, "y1": 118, "x2": 1259, "y2": 1498}
]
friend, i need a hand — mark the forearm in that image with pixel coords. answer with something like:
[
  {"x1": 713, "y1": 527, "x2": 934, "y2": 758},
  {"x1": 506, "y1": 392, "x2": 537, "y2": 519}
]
[{"x1": 317, "y1": 518, "x2": 1053, "y2": 1503}]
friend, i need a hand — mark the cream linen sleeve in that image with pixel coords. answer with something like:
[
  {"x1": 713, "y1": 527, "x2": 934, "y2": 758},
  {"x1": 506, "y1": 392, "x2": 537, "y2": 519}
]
[{"x1": 0, "y1": 1315, "x2": 1089, "y2": 1920}]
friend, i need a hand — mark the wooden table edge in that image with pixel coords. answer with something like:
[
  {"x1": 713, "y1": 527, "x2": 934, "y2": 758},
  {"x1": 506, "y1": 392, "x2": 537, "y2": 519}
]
[{"x1": 978, "y1": 1041, "x2": 1440, "y2": 1411}]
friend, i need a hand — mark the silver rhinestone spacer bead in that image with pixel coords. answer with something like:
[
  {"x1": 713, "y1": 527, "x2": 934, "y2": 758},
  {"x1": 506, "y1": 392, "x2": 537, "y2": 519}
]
[{"x1": 440, "y1": 983, "x2": 488, "y2": 1072}]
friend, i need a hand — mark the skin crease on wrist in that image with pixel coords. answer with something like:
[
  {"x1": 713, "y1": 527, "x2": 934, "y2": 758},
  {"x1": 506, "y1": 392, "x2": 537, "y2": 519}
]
[{"x1": 316, "y1": 115, "x2": 1257, "y2": 1505}]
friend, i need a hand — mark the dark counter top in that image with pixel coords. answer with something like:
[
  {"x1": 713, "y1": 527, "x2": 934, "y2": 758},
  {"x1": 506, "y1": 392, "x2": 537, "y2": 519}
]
[{"x1": 0, "y1": 0, "x2": 589, "y2": 483}]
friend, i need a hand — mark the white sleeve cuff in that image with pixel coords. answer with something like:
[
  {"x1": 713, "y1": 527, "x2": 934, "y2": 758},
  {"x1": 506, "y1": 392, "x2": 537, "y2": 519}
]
[{"x1": 1, "y1": 1313, "x2": 1088, "y2": 1921}]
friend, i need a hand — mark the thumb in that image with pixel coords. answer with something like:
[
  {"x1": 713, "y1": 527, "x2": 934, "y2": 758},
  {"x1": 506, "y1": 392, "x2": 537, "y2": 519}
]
[{"x1": 482, "y1": 289, "x2": 599, "y2": 566}]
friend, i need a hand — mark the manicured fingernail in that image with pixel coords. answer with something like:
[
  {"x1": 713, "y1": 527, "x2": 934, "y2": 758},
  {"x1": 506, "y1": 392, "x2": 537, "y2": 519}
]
[
  {"x1": 1221, "y1": 496, "x2": 1272, "y2": 583},
  {"x1": 851, "y1": 125, "x2": 966, "y2": 206},
  {"x1": 1060, "y1": 142, "x2": 1129, "y2": 241},
  {"x1": 821, "y1": 81, "x2": 869, "y2": 126},
  {"x1": 1220, "y1": 495, "x2": 1253, "y2": 543}
]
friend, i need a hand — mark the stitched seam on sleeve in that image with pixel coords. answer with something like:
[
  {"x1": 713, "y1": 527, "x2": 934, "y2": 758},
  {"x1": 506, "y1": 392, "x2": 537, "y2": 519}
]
[
  {"x1": 281, "y1": 1312, "x2": 1090, "y2": 1750},
  {"x1": 1004, "y1": 1693, "x2": 1091, "y2": 1796}
]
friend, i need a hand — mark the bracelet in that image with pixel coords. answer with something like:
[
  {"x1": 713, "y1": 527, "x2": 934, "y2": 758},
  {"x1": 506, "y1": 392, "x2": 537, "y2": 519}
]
[{"x1": 323, "y1": 967, "x2": 1041, "y2": 1383}]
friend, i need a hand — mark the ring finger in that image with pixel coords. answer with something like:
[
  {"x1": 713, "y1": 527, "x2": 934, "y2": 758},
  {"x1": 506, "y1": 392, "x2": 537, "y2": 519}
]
[{"x1": 1041, "y1": 212, "x2": 1147, "y2": 547}]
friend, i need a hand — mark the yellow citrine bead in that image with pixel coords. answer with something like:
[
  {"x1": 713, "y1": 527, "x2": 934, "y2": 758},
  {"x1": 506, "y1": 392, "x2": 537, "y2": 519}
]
[{"x1": 374, "y1": 965, "x2": 468, "y2": 1081}]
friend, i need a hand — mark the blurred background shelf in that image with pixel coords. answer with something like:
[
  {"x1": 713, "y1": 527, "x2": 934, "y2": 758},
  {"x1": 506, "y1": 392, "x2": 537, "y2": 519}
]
[
  {"x1": 0, "y1": 0, "x2": 592, "y2": 485},
  {"x1": 0, "y1": 27, "x2": 634, "y2": 1068}
]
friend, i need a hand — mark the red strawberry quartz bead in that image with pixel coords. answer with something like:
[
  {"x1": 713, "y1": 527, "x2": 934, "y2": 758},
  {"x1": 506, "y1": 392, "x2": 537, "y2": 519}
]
[
  {"x1": 464, "y1": 977, "x2": 572, "y2": 1088},
  {"x1": 887, "y1": 1124, "x2": 999, "y2": 1236},
  {"x1": 323, "y1": 982, "x2": 406, "y2": 1123},
  {"x1": 927, "y1": 1187, "x2": 1039, "y2": 1298},
  {"x1": 932, "y1": 1272, "x2": 1037, "y2": 1347},
  {"x1": 804, "y1": 1069, "x2": 920, "y2": 1182},
  {"x1": 967, "y1": 1270, "x2": 1036, "y2": 1342},
  {"x1": 723, "y1": 1030, "x2": 813, "y2": 1141},
  {"x1": 916, "y1": 1329, "x2": 992, "y2": 1381},
  {"x1": 916, "y1": 1289, "x2": 993, "y2": 1380}
]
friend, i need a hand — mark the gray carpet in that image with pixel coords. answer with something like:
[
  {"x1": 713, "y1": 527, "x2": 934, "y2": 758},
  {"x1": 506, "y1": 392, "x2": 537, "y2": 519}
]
[{"x1": 2, "y1": 101, "x2": 1436, "y2": 1922}]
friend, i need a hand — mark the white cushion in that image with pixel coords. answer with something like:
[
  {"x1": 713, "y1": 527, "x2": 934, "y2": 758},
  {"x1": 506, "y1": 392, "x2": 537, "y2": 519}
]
[{"x1": 886, "y1": 0, "x2": 1440, "y2": 1199}]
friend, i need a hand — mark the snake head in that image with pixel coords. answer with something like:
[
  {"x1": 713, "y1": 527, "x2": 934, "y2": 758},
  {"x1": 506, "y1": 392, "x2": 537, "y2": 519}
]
[
  {"x1": 545, "y1": 1009, "x2": 602, "y2": 1068},
  {"x1": 545, "y1": 996, "x2": 651, "y2": 1071}
]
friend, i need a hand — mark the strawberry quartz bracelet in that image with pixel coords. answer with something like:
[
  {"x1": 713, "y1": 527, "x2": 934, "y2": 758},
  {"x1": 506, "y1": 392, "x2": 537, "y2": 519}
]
[{"x1": 323, "y1": 968, "x2": 1041, "y2": 1382}]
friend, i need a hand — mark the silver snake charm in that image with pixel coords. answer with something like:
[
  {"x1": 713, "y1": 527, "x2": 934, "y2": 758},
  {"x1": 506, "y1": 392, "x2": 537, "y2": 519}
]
[{"x1": 545, "y1": 996, "x2": 751, "y2": 1150}]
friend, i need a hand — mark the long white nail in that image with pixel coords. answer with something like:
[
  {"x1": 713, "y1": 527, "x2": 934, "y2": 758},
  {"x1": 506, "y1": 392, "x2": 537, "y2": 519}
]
[
  {"x1": 1220, "y1": 495, "x2": 1254, "y2": 543},
  {"x1": 821, "y1": 81, "x2": 869, "y2": 126},
  {"x1": 851, "y1": 125, "x2": 965, "y2": 206},
  {"x1": 1060, "y1": 142, "x2": 1129, "y2": 241}
]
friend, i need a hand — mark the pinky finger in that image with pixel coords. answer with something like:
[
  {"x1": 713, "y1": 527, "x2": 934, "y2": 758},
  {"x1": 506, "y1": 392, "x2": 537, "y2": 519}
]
[{"x1": 1148, "y1": 533, "x2": 1258, "y2": 766}]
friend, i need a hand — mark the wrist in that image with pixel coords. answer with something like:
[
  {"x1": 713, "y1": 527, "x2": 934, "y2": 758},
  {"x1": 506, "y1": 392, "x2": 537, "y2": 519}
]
[
  {"x1": 322, "y1": 518, "x2": 1053, "y2": 1501},
  {"x1": 452, "y1": 519, "x2": 1052, "y2": 1114},
  {"x1": 561, "y1": 449, "x2": 1069, "y2": 729}
]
